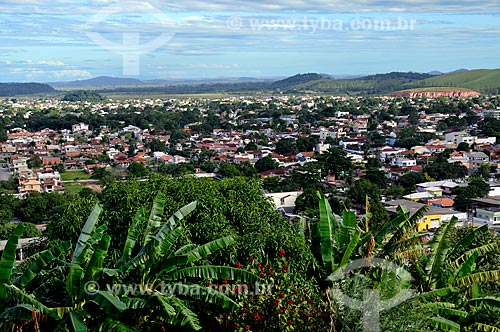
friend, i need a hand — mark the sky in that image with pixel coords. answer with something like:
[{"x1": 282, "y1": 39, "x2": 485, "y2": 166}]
[{"x1": 0, "y1": 0, "x2": 499, "y2": 82}]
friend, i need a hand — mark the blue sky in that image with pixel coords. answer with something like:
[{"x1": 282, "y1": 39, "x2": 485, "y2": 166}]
[{"x1": 0, "y1": 0, "x2": 499, "y2": 82}]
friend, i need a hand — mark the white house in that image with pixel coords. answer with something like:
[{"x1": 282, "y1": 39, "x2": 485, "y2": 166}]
[
  {"x1": 475, "y1": 136, "x2": 497, "y2": 145},
  {"x1": 265, "y1": 191, "x2": 303, "y2": 214},
  {"x1": 391, "y1": 158, "x2": 417, "y2": 167},
  {"x1": 72, "y1": 123, "x2": 89, "y2": 133}
]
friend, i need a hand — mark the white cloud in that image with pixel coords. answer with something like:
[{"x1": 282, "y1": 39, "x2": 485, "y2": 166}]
[
  {"x1": 51, "y1": 70, "x2": 92, "y2": 79},
  {"x1": 20, "y1": 60, "x2": 67, "y2": 67},
  {"x1": 9, "y1": 68, "x2": 92, "y2": 80},
  {"x1": 185, "y1": 63, "x2": 239, "y2": 69},
  {"x1": 1, "y1": 0, "x2": 500, "y2": 15}
]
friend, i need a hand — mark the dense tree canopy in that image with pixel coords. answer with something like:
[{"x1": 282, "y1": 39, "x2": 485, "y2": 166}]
[
  {"x1": 424, "y1": 160, "x2": 468, "y2": 180},
  {"x1": 254, "y1": 155, "x2": 279, "y2": 173}
]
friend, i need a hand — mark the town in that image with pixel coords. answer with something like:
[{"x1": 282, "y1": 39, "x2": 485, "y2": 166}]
[{"x1": 2, "y1": 93, "x2": 500, "y2": 235}]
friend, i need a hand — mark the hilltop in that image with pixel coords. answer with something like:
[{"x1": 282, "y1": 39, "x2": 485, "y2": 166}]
[
  {"x1": 286, "y1": 72, "x2": 433, "y2": 95},
  {"x1": 4, "y1": 68, "x2": 500, "y2": 97},
  {"x1": 0, "y1": 83, "x2": 56, "y2": 96},
  {"x1": 271, "y1": 73, "x2": 328, "y2": 89},
  {"x1": 411, "y1": 69, "x2": 500, "y2": 94}
]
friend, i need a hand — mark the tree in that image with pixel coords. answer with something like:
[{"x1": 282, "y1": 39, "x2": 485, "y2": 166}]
[
  {"x1": 424, "y1": 161, "x2": 467, "y2": 180},
  {"x1": 364, "y1": 169, "x2": 388, "y2": 189},
  {"x1": 158, "y1": 162, "x2": 195, "y2": 177},
  {"x1": 0, "y1": 195, "x2": 17, "y2": 225},
  {"x1": 367, "y1": 197, "x2": 389, "y2": 233},
  {"x1": 386, "y1": 183, "x2": 405, "y2": 199},
  {"x1": 366, "y1": 157, "x2": 383, "y2": 169},
  {"x1": 27, "y1": 156, "x2": 42, "y2": 169},
  {"x1": 244, "y1": 141, "x2": 258, "y2": 151},
  {"x1": 408, "y1": 219, "x2": 500, "y2": 331},
  {"x1": 237, "y1": 161, "x2": 257, "y2": 177},
  {"x1": 275, "y1": 138, "x2": 297, "y2": 155},
  {"x1": 453, "y1": 178, "x2": 490, "y2": 211},
  {"x1": 294, "y1": 188, "x2": 320, "y2": 216},
  {"x1": 478, "y1": 163, "x2": 491, "y2": 179},
  {"x1": 397, "y1": 171, "x2": 426, "y2": 194},
  {"x1": 0, "y1": 130, "x2": 7, "y2": 142},
  {"x1": 0, "y1": 222, "x2": 42, "y2": 240},
  {"x1": 95, "y1": 176, "x2": 315, "y2": 274},
  {"x1": 456, "y1": 142, "x2": 470, "y2": 152},
  {"x1": 127, "y1": 143, "x2": 136, "y2": 157},
  {"x1": 16, "y1": 192, "x2": 48, "y2": 223},
  {"x1": 296, "y1": 136, "x2": 317, "y2": 152},
  {"x1": 217, "y1": 162, "x2": 241, "y2": 178},
  {"x1": 91, "y1": 167, "x2": 114, "y2": 186},
  {"x1": 317, "y1": 147, "x2": 354, "y2": 180},
  {"x1": 254, "y1": 155, "x2": 279, "y2": 173},
  {"x1": 291, "y1": 162, "x2": 323, "y2": 190},
  {"x1": 127, "y1": 161, "x2": 149, "y2": 177},
  {"x1": 200, "y1": 161, "x2": 216, "y2": 173},
  {"x1": 347, "y1": 179, "x2": 381, "y2": 205},
  {"x1": 169, "y1": 130, "x2": 190, "y2": 145},
  {"x1": 146, "y1": 138, "x2": 167, "y2": 153}
]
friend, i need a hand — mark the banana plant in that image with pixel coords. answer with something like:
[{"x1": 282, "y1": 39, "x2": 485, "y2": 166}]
[
  {"x1": 0, "y1": 223, "x2": 64, "y2": 328},
  {"x1": 312, "y1": 193, "x2": 427, "y2": 277},
  {"x1": 1, "y1": 206, "x2": 130, "y2": 332},
  {"x1": 107, "y1": 192, "x2": 260, "y2": 331},
  {"x1": 409, "y1": 218, "x2": 500, "y2": 331}
]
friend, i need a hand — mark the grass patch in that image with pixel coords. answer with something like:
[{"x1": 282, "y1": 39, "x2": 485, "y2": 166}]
[
  {"x1": 60, "y1": 171, "x2": 92, "y2": 181},
  {"x1": 63, "y1": 182, "x2": 84, "y2": 194}
]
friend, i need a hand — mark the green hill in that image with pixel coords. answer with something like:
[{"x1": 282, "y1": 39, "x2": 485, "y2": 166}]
[
  {"x1": 410, "y1": 69, "x2": 500, "y2": 94},
  {"x1": 0, "y1": 83, "x2": 56, "y2": 96},
  {"x1": 271, "y1": 73, "x2": 327, "y2": 89},
  {"x1": 289, "y1": 72, "x2": 432, "y2": 95}
]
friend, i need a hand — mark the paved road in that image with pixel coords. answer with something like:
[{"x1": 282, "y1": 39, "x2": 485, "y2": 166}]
[{"x1": 0, "y1": 165, "x2": 11, "y2": 181}]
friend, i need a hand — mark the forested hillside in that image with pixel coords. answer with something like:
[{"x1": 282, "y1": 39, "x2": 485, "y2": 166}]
[{"x1": 0, "y1": 83, "x2": 56, "y2": 96}]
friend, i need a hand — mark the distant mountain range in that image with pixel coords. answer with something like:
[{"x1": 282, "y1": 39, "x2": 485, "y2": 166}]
[
  {"x1": 50, "y1": 76, "x2": 145, "y2": 88},
  {"x1": 49, "y1": 76, "x2": 279, "y2": 88},
  {"x1": 2, "y1": 69, "x2": 500, "y2": 96}
]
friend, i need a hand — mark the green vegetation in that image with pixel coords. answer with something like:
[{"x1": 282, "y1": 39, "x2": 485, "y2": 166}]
[
  {"x1": 0, "y1": 177, "x2": 500, "y2": 330},
  {"x1": 0, "y1": 83, "x2": 56, "y2": 96},
  {"x1": 412, "y1": 68, "x2": 500, "y2": 94},
  {"x1": 61, "y1": 90, "x2": 106, "y2": 102},
  {"x1": 60, "y1": 171, "x2": 92, "y2": 181},
  {"x1": 271, "y1": 73, "x2": 327, "y2": 89},
  {"x1": 395, "y1": 87, "x2": 479, "y2": 93},
  {"x1": 291, "y1": 72, "x2": 433, "y2": 95}
]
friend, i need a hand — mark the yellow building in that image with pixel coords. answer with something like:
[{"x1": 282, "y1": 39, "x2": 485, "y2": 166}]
[
  {"x1": 385, "y1": 199, "x2": 466, "y2": 232},
  {"x1": 18, "y1": 176, "x2": 41, "y2": 194}
]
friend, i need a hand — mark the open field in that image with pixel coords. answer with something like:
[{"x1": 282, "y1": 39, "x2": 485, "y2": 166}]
[
  {"x1": 63, "y1": 181, "x2": 101, "y2": 194},
  {"x1": 104, "y1": 92, "x2": 233, "y2": 100},
  {"x1": 60, "y1": 171, "x2": 92, "y2": 181}
]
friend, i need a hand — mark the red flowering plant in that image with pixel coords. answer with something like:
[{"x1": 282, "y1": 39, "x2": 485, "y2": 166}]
[{"x1": 223, "y1": 250, "x2": 332, "y2": 332}]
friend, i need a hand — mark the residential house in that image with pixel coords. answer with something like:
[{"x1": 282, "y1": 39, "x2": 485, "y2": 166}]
[
  {"x1": 385, "y1": 199, "x2": 466, "y2": 231},
  {"x1": 265, "y1": 191, "x2": 303, "y2": 215},
  {"x1": 72, "y1": 123, "x2": 89, "y2": 133},
  {"x1": 465, "y1": 152, "x2": 489, "y2": 171},
  {"x1": 391, "y1": 158, "x2": 417, "y2": 167}
]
